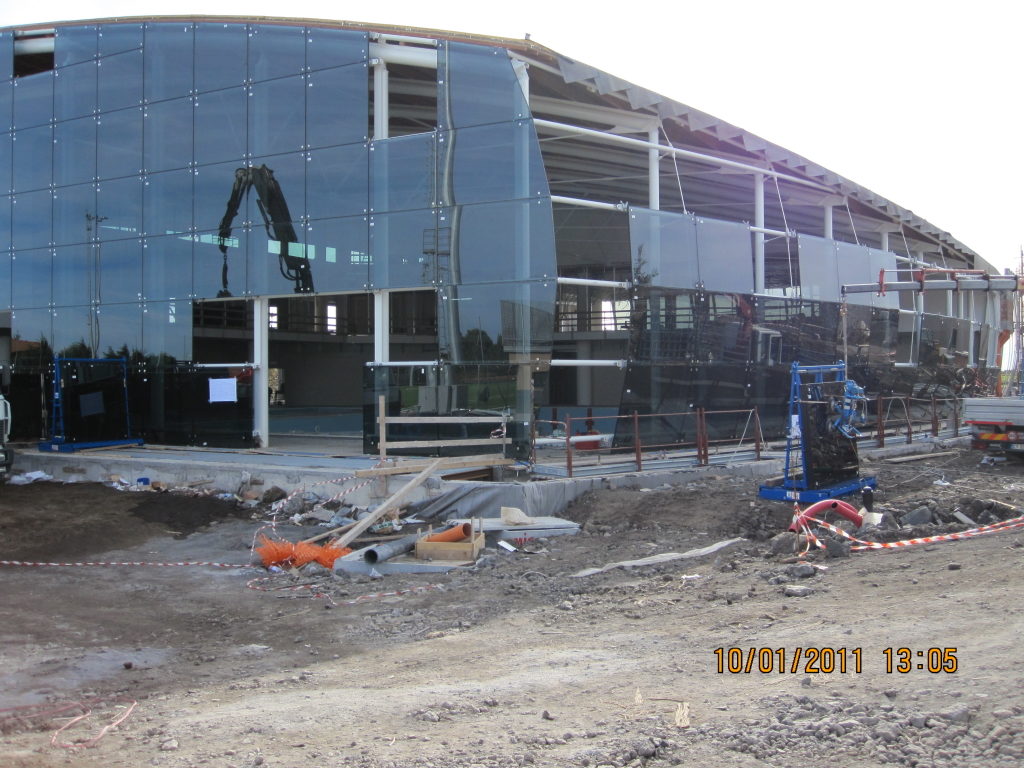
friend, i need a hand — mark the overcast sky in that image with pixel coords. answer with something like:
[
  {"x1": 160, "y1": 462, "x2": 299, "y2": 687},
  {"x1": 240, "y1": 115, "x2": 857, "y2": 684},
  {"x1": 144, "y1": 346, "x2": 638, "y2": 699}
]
[{"x1": 5, "y1": 0, "x2": 1022, "y2": 272}]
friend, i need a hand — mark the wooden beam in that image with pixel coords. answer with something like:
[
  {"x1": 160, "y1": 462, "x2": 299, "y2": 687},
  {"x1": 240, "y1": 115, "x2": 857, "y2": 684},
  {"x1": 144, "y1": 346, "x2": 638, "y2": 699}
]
[
  {"x1": 304, "y1": 458, "x2": 444, "y2": 546},
  {"x1": 353, "y1": 456, "x2": 513, "y2": 478}
]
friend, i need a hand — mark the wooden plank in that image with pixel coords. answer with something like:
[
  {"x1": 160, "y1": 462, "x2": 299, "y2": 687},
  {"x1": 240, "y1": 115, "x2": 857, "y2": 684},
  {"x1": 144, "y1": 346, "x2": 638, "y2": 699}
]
[
  {"x1": 885, "y1": 450, "x2": 959, "y2": 464},
  {"x1": 384, "y1": 438, "x2": 506, "y2": 449},
  {"x1": 304, "y1": 458, "x2": 444, "y2": 547},
  {"x1": 353, "y1": 456, "x2": 513, "y2": 478}
]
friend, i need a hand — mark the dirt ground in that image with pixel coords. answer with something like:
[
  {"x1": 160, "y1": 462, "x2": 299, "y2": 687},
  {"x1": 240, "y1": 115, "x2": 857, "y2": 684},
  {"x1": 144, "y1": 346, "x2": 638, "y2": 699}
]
[{"x1": 1, "y1": 448, "x2": 1023, "y2": 768}]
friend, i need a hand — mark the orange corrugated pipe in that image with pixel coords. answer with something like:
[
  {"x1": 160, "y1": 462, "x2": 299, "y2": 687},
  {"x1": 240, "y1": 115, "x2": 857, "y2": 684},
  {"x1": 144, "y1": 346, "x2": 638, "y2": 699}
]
[
  {"x1": 422, "y1": 522, "x2": 473, "y2": 543},
  {"x1": 788, "y1": 498, "x2": 863, "y2": 532}
]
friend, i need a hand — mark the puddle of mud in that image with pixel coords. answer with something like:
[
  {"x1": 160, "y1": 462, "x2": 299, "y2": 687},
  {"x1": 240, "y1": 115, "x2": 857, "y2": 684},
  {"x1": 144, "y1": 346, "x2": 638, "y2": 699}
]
[{"x1": 0, "y1": 647, "x2": 174, "y2": 708}]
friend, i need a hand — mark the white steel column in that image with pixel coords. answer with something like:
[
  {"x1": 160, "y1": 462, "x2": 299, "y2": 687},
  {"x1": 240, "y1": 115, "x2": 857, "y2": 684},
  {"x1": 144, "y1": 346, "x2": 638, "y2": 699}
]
[
  {"x1": 823, "y1": 205, "x2": 833, "y2": 240},
  {"x1": 753, "y1": 172, "x2": 765, "y2": 293},
  {"x1": 373, "y1": 60, "x2": 389, "y2": 140},
  {"x1": 253, "y1": 297, "x2": 270, "y2": 448},
  {"x1": 374, "y1": 290, "x2": 390, "y2": 364},
  {"x1": 648, "y1": 126, "x2": 660, "y2": 211},
  {"x1": 879, "y1": 230, "x2": 889, "y2": 252}
]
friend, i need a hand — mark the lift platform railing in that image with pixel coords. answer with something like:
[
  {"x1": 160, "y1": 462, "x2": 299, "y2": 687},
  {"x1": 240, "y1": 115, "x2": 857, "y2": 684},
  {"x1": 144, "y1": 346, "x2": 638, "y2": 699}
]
[{"x1": 532, "y1": 408, "x2": 764, "y2": 478}]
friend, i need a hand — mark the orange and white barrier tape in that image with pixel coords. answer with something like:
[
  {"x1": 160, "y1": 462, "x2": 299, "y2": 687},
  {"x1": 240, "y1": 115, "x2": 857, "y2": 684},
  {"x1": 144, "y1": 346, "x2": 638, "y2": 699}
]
[
  {"x1": 0, "y1": 559, "x2": 250, "y2": 568},
  {"x1": 799, "y1": 513, "x2": 1024, "y2": 552}
]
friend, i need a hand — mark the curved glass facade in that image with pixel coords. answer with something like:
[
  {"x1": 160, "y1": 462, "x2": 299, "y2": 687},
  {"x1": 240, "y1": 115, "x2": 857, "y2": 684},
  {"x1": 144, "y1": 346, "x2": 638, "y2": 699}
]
[{"x1": 0, "y1": 19, "x2": 1007, "y2": 453}]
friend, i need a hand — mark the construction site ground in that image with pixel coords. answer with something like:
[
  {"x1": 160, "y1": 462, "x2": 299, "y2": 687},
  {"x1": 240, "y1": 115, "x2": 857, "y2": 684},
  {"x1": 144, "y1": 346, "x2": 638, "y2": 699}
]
[{"x1": 1, "y1": 448, "x2": 1023, "y2": 768}]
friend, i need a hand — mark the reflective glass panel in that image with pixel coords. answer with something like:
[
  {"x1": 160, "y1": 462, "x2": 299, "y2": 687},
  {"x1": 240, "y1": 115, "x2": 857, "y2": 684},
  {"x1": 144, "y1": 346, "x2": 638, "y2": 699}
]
[
  {"x1": 97, "y1": 303, "x2": 143, "y2": 358},
  {"x1": 195, "y1": 23, "x2": 247, "y2": 93},
  {"x1": 248, "y1": 24, "x2": 305, "y2": 82},
  {"x1": 52, "y1": 243, "x2": 92, "y2": 306},
  {"x1": 303, "y1": 215, "x2": 369, "y2": 291},
  {"x1": 51, "y1": 305, "x2": 91, "y2": 356},
  {"x1": 0, "y1": 81, "x2": 10, "y2": 133},
  {"x1": 98, "y1": 23, "x2": 143, "y2": 57},
  {"x1": 0, "y1": 195, "x2": 9, "y2": 247},
  {"x1": 835, "y1": 241, "x2": 875, "y2": 308},
  {"x1": 54, "y1": 117, "x2": 96, "y2": 187},
  {"x1": 440, "y1": 42, "x2": 528, "y2": 129},
  {"x1": 13, "y1": 125, "x2": 52, "y2": 192},
  {"x1": 143, "y1": 235, "x2": 193, "y2": 300},
  {"x1": 0, "y1": 32, "x2": 9, "y2": 80},
  {"x1": 143, "y1": 168, "x2": 193, "y2": 237},
  {"x1": 438, "y1": 280, "x2": 555, "y2": 361},
  {"x1": 193, "y1": 87, "x2": 246, "y2": 165},
  {"x1": 247, "y1": 222, "x2": 316, "y2": 297},
  {"x1": 306, "y1": 143, "x2": 368, "y2": 220},
  {"x1": 0, "y1": 249, "x2": 10, "y2": 309},
  {"x1": 448, "y1": 199, "x2": 556, "y2": 284},
  {"x1": 54, "y1": 60, "x2": 97, "y2": 120},
  {"x1": 306, "y1": 27, "x2": 367, "y2": 70},
  {"x1": 11, "y1": 248, "x2": 51, "y2": 307},
  {"x1": 12, "y1": 189, "x2": 52, "y2": 250},
  {"x1": 695, "y1": 216, "x2": 754, "y2": 293},
  {"x1": 306, "y1": 64, "x2": 369, "y2": 148},
  {"x1": 96, "y1": 239, "x2": 143, "y2": 304},
  {"x1": 52, "y1": 183, "x2": 95, "y2": 246},
  {"x1": 441, "y1": 121, "x2": 546, "y2": 205},
  {"x1": 11, "y1": 307, "x2": 52, "y2": 354},
  {"x1": 370, "y1": 133, "x2": 435, "y2": 213},
  {"x1": 96, "y1": 176, "x2": 144, "y2": 240},
  {"x1": 244, "y1": 154, "x2": 305, "y2": 229},
  {"x1": 143, "y1": 96, "x2": 193, "y2": 173},
  {"x1": 248, "y1": 75, "x2": 305, "y2": 157},
  {"x1": 97, "y1": 49, "x2": 143, "y2": 113},
  {"x1": 97, "y1": 107, "x2": 143, "y2": 179},
  {"x1": 55, "y1": 26, "x2": 97, "y2": 67},
  {"x1": 12, "y1": 70, "x2": 53, "y2": 129},
  {"x1": 629, "y1": 208, "x2": 700, "y2": 289},
  {"x1": 797, "y1": 234, "x2": 839, "y2": 301},
  {"x1": 192, "y1": 227, "x2": 248, "y2": 299},
  {"x1": 193, "y1": 160, "x2": 243, "y2": 232},
  {"x1": 143, "y1": 300, "x2": 191, "y2": 361},
  {"x1": 0, "y1": 135, "x2": 10, "y2": 194},
  {"x1": 143, "y1": 23, "x2": 194, "y2": 103},
  {"x1": 370, "y1": 208, "x2": 436, "y2": 289}
]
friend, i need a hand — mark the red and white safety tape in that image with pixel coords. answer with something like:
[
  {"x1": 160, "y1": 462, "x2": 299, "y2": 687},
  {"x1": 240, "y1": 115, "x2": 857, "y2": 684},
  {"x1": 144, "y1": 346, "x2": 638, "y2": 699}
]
[
  {"x1": 0, "y1": 559, "x2": 250, "y2": 568},
  {"x1": 799, "y1": 513, "x2": 1024, "y2": 552}
]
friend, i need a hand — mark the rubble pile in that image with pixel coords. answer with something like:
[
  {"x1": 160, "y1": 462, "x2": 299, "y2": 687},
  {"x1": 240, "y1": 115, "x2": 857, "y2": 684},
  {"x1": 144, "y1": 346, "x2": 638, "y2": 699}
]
[{"x1": 688, "y1": 693, "x2": 1024, "y2": 768}]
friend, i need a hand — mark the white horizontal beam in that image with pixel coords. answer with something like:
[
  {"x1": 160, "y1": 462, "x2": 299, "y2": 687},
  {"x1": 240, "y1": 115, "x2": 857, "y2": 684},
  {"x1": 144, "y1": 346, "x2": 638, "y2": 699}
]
[
  {"x1": 549, "y1": 359, "x2": 627, "y2": 368},
  {"x1": 550, "y1": 195, "x2": 627, "y2": 212},
  {"x1": 368, "y1": 41, "x2": 438, "y2": 68},
  {"x1": 535, "y1": 118, "x2": 831, "y2": 192},
  {"x1": 557, "y1": 277, "x2": 632, "y2": 290}
]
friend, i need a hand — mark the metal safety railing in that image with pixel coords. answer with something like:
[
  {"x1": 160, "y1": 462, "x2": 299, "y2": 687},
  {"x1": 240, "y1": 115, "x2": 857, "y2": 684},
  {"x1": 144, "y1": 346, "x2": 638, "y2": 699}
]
[
  {"x1": 868, "y1": 395, "x2": 960, "y2": 447},
  {"x1": 531, "y1": 407, "x2": 764, "y2": 478}
]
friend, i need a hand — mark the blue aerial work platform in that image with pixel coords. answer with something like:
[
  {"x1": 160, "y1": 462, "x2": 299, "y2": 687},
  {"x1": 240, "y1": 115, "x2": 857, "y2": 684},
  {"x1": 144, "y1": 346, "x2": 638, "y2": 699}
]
[{"x1": 759, "y1": 361, "x2": 876, "y2": 503}]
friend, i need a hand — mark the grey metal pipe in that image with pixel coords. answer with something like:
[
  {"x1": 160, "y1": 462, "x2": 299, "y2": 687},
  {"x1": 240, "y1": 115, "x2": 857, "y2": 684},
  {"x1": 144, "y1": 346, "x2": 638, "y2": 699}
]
[{"x1": 363, "y1": 533, "x2": 421, "y2": 565}]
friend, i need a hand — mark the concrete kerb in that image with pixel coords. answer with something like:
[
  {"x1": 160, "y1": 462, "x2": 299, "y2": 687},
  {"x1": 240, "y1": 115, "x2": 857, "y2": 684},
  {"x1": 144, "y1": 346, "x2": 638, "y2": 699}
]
[{"x1": 8, "y1": 435, "x2": 963, "y2": 519}]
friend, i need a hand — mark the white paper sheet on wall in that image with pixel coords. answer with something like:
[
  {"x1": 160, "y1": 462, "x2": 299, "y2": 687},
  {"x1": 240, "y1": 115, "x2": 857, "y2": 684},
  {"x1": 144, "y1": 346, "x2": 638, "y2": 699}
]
[{"x1": 208, "y1": 377, "x2": 238, "y2": 403}]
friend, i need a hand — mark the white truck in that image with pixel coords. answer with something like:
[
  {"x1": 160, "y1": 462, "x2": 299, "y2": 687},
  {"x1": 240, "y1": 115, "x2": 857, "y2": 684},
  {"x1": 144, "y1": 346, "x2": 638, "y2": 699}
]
[
  {"x1": 0, "y1": 393, "x2": 12, "y2": 481},
  {"x1": 962, "y1": 397, "x2": 1024, "y2": 456}
]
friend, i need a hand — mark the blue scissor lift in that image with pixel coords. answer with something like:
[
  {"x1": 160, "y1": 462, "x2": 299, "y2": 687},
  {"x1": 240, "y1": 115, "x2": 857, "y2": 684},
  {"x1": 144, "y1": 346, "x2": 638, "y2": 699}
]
[{"x1": 759, "y1": 361, "x2": 876, "y2": 503}]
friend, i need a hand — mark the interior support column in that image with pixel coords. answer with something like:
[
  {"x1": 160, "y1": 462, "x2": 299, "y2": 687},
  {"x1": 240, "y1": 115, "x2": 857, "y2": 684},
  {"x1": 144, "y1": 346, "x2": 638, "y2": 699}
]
[
  {"x1": 374, "y1": 290, "x2": 390, "y2": 365},
  {"x1": 823, "y1": 204, "x2": 833, "y2": 240},
  {"x1": 373, "y1": 60, "x2": 389, "y2": 140},
  {"x1": 253, "y1": 297, "x2": 270, "y2": 448},
  {"x1": 753, "y1": 172, "x2": 765, "y2": 293},
  {"x1": 648, "y1": 126, "x2": 660, "y2": 212}
]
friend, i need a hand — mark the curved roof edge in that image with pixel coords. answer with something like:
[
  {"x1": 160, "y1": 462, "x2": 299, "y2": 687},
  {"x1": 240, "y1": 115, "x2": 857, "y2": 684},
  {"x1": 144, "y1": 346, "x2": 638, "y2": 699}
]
[{"x1": 3, "y1": 15, "x2": 989, "y2": 269}]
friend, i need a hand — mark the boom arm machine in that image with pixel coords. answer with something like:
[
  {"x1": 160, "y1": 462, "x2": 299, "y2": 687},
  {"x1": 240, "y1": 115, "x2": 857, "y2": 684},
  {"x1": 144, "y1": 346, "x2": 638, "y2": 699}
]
[{"x1": 216, "y1": 165, "x2": 313, "y2": 297}]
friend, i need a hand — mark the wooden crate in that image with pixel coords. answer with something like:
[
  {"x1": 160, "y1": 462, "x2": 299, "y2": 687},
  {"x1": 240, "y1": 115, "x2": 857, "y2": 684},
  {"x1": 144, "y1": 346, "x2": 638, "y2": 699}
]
[{"x1": 414, "y1": 531, "x2": 485, "y2": 562}]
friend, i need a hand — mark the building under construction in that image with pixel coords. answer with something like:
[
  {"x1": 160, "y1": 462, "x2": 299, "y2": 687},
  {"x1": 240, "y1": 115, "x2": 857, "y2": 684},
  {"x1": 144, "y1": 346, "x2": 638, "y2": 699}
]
[{"x1": 0, "y1": 17, "x2": 1015, "y2": 457}]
